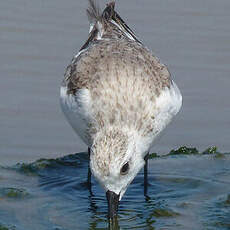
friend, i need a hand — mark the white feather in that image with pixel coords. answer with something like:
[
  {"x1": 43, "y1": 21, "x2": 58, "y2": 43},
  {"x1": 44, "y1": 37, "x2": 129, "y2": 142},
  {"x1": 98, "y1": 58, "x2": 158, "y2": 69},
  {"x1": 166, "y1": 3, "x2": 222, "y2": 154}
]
[{"x1": 60, "y1": 86, "x2": 93, "y2": 146}]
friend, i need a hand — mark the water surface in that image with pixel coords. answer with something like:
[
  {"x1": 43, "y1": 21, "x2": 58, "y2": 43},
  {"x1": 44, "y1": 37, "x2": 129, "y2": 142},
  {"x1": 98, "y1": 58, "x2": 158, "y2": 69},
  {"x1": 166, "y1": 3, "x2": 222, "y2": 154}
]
[{"x1": 0, "y1": 150, "x2": 230, "y2": 229}]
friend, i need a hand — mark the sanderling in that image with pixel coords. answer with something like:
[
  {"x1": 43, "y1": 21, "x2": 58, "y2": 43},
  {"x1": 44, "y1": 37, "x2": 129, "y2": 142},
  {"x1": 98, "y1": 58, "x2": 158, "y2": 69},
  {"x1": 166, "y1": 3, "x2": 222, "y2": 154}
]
[{"x1": 60, "y1": 0, "x2": 182, "y2": 220}]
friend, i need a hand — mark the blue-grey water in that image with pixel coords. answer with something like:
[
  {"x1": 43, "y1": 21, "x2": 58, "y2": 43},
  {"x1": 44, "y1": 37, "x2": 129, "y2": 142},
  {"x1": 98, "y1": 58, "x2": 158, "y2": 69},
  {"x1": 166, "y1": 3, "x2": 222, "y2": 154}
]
[
  {"x1": 0, "y1": 152, "x2": 230, "y2": 230},
  {"x1": 0, "y1": 0, "x2": 230, "y2": 229}
]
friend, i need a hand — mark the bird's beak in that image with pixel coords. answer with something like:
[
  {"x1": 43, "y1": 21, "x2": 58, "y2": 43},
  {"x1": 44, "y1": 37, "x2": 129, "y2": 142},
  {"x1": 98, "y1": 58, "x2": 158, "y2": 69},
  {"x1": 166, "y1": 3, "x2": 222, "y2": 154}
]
[{"x1": 106, "y1": 190, "x2": 120, "y2": 219}]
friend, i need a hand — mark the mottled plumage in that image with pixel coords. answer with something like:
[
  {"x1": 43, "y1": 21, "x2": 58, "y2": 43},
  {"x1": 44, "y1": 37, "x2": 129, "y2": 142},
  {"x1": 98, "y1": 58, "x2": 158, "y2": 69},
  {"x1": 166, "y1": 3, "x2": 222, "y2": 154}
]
[{"x1": 60, "y1": 0, "x2": 182, "y2": 218}]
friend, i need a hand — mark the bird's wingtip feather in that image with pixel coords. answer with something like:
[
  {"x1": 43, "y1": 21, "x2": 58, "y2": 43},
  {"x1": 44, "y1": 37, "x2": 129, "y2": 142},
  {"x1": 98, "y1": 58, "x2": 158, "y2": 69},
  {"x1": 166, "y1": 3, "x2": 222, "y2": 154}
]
[
  {"x1": 87, "y1": 0, "x2": 102, "y2": 23},
  {"x1": 87, "y1": 0, "x2": 117, "y2": 23}
]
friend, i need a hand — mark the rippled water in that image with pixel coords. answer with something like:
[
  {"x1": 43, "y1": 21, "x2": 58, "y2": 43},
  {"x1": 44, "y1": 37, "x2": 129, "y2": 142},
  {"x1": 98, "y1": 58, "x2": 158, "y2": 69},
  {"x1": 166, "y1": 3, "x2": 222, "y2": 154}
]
[{"x1": 0, "y1": 150, "x2": 230, "y2": 230}]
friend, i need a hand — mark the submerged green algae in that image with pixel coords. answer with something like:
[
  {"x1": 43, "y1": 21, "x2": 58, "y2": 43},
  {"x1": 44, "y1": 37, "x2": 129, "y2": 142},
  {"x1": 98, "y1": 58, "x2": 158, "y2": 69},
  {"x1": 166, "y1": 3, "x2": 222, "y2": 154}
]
[
  {"x1": 169, "y1": 146, "x2": 199, "y2": 155},
  {"x1": 148, "y1": 152, "x2": 158, "y2": 159},
  {"x1": 0, "y1": 187, "x2": 29, "y2": 199},
  {"x1": 152, "y1": 208, "x2": 179, "y2": 217},
  {"x1": 0, "y1": 226, "x2": 9, "y2": 230},
  {"x1": 12, "y1": 146, "x2": 229, "y2": 177},
  {"x1": 225, "y1": 194, "x2": 230, "y2": 205},
  {"x1": 0, "y1": 224, "x2": 16, "y2": 230},
  {"x1": 13, "y1": 153, "x2": 86, "y2": 176},
  {"x1": 149, "y1": 146, "x2": 229, "y2": 158},
  {"x1": 202, "y1": 146, "x2": 218, "y2": 154}
]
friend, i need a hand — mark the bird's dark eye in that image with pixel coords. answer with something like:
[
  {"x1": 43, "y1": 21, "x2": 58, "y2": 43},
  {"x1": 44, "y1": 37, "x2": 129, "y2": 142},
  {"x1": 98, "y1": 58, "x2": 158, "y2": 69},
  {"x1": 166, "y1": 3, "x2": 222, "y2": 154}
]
[{"x1": 120, "y1": 162, "x2": 129, "y2": 175}]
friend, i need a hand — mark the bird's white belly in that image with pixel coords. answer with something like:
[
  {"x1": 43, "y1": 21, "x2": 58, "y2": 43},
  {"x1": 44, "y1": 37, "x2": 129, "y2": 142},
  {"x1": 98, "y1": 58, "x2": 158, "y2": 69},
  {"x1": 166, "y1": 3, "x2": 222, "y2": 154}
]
[
  {"x1": 60, "y1": 86, "x2": 92, "y2": 146},
  {"x1": 153, "y1": 80, "x2": 182, "y2": 137}
]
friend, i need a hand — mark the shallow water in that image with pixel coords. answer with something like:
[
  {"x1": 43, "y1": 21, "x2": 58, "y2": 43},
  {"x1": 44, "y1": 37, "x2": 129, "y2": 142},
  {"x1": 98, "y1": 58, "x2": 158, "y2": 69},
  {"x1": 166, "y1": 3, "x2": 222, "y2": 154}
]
[{"x1": 0, "y1": 150, "x2": 230, "y2": 230}]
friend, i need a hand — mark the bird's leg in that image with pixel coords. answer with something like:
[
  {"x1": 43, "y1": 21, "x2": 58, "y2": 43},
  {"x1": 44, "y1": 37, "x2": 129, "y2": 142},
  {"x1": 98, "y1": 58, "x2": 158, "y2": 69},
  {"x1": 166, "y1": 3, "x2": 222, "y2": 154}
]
[
  {"x1": 87, "y1": 147, "x2": 92, "y2": 192},
  {"x1": 87, "y1": 147, "x2": 98, "y2": 216},
  {"x1": 108, "y1": 216, "x2": 119, "y2": 230},
  {"x1": 144, "y1": 153, "x2": 149, "y2": 198}
]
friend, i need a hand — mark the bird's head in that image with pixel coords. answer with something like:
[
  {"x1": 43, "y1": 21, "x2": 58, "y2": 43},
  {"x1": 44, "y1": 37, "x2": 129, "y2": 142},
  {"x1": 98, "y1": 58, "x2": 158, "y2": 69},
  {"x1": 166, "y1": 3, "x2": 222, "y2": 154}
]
[{"x1": 90, "y1": 128, "x2": 147, "y2": 219}]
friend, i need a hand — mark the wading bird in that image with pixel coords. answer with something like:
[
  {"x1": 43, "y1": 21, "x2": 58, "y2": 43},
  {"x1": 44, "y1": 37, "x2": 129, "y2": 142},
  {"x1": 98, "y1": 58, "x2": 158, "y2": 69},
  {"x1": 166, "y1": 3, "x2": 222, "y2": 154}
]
[{"x1": 60, "y1": 0, "x2": 182, "y2": 222}]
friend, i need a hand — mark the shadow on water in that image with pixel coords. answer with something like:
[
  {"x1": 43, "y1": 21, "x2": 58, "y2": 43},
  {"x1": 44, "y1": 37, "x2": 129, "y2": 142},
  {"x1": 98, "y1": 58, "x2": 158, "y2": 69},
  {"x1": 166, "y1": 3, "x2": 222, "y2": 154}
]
[{"x1": 0, "y1": 147, "x2": 230, "y2": 230}]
